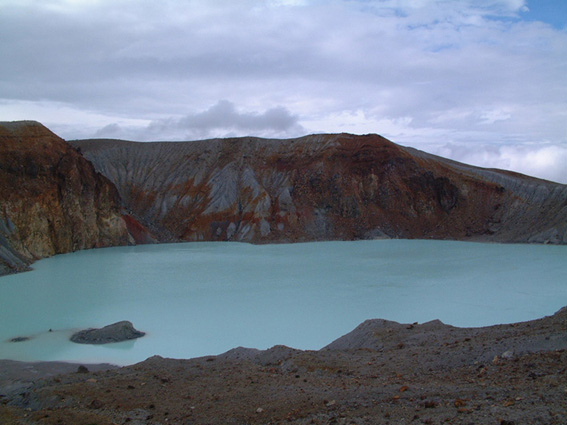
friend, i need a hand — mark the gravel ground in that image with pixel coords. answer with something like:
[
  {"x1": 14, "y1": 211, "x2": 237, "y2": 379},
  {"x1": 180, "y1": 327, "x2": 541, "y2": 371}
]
[{"x1": 1, "y1": 307, "x2": 566, "y2": 425}]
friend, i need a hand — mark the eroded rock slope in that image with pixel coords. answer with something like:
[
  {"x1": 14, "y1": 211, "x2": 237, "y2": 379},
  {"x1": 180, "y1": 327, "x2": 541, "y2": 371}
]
[
  {"x1": 0, "y1": 121, "x2": 142, "y2": 275},
  {"x1": 72, "y1": 133, "x2": 567, "y2": 244}
]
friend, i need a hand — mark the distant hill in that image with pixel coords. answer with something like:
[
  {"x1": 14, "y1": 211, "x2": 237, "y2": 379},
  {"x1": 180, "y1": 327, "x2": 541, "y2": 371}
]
[
  {"x1": 71, "y1": 133, "x2": 567, "y2": 245},
  {"x1": 1, "y1": 120, "x2": 565, "y2": 275}
]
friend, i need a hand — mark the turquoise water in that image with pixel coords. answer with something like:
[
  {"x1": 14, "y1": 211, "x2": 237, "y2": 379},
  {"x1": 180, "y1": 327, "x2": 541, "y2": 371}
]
[{"x1": 0, "y1": 240, "x2": 565, "y2": 365}]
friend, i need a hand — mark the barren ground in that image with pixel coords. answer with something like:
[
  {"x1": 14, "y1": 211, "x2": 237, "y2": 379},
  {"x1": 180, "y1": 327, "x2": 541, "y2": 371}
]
[{"x1": 1, "y1": 308, "x2": 566, "y2": 425}]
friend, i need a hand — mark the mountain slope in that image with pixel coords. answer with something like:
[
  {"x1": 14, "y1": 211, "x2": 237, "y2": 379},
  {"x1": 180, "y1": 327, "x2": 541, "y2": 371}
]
[
  {"x1": 0, "y1": 121, "x2": 141, "y2": 275},
  {"x1": 72, "y1": 133, "x2": 567, "y2": 244}
]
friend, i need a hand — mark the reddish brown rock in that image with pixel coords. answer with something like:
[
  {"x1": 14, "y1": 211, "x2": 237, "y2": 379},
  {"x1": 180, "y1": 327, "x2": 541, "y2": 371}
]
[
  {"x1": 0, "y1": 121, "x2": 150, "y2": 275},
  {"x1": 121, "y1": 213, "x2": 157, "y2": 245},
  {"x1": 72, "y1": 133, "x2": 567, "y2": 245}
]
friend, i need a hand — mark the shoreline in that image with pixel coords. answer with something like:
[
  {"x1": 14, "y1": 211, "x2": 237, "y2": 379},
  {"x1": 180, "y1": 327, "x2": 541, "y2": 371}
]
[
  {"x1": 1, "y1": 302, "x2": 564, "y2": 368},
  {"x1": 2, "y1": 306, "x2": 566, "y2": 372},
  {"x1": 2, "y1": 307, "x2": 566, "y2": 424},
  {"x1": 3, "y1": 236, "x2": 566, "y2": 279}
]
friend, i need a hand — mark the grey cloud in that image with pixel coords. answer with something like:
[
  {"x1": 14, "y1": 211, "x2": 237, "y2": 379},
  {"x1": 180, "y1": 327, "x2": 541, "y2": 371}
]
[
  {"x1": 158, "y1": 101, "x2": 303, "y2": 139},
  {"x1": 94, "y1": 101, "x2": 305, "y2": 141},
  {"x1": 176, "y1": 101, "x2": 300, "y2": 132},
  {"x1": 93, "y1": 123, "x2": 124, "y2": 139}
]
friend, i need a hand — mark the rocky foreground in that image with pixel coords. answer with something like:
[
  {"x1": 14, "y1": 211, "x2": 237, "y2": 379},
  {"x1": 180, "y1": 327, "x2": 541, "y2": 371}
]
[{"x1": 1, "y1": 308, "x2": 566, "y2": 425}]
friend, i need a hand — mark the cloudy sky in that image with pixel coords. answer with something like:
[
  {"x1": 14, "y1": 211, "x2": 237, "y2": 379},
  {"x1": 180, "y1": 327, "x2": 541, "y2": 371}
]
[{"x1": 1, "y1": 0, "x2": 566, "y2": 183}]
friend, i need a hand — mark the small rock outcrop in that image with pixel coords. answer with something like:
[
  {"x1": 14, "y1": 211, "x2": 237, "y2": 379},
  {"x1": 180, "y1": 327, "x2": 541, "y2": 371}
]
[{"x1": 70, "y1": 321, "x2": 145, "y2": 345}]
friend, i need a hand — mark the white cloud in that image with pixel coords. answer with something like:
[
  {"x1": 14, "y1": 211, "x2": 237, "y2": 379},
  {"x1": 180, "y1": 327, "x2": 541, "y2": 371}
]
[
  {"x1": 478, "y1": 108, "x2": 512, "y2": 125},
  {"x1": 428, "y1": 141, "x2": 567, "y2": 184},
  {"x1": 0, "y1": 99, "x2": 150, "y2": 138},
  {"x1": 1, "y1": 0, "x2": 566, "y2": 182}
]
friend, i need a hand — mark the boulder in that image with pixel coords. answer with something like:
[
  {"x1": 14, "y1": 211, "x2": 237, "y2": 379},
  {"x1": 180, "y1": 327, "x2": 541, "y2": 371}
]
[{"x1": 70, "y1": 321, "x2": 145, "y2": 345}]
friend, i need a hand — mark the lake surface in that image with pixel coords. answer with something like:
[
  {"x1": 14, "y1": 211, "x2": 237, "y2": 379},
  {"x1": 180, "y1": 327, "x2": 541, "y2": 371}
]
[{"x1": 0, "y1": 240, "x2": 566, "y2": 365}]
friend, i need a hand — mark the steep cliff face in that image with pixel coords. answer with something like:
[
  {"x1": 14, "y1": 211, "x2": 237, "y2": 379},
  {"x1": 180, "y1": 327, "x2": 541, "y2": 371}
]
[
  {"x1": 72, "y1": 133, "x2": 567, "y2": 245},
  {"x1": 0, "y1": 121, "x2": 138, "y2": 275}
]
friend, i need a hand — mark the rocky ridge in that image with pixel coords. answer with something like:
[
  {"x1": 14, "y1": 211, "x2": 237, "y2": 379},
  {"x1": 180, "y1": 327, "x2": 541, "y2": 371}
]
[
  {"x1": 72, "y1": 133, "x2": 567, "y2": 245},
  {"x1": 0, "y1": 121, "x2": 150, "y2": 275}
]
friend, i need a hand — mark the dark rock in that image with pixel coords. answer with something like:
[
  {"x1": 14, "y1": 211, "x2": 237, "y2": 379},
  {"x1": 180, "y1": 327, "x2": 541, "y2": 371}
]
[
  {"x1": 89, "y1": 399, "x2": 103, "y2": 409},
  {"x1": 9, "y1": 336, "x2": 30, "y2": 343},
  {"x1": 70, "y1": 321, "x2": 145, "y2": 345},
  {"x1": 77, "y1": 365, "x2": 89, "y2": 373}
]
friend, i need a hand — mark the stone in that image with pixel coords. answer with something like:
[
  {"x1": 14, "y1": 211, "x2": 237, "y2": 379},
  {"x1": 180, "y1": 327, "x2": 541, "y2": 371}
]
[
  {"x1": 89, "y1": 399, "x2": 103, "y2": 409},
  {"x1": 9, "y1": 336, "x2": 30, "y2": 343},
  {"x1": 70, "y1": 321, "x2": 145, "y2": 345}
]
